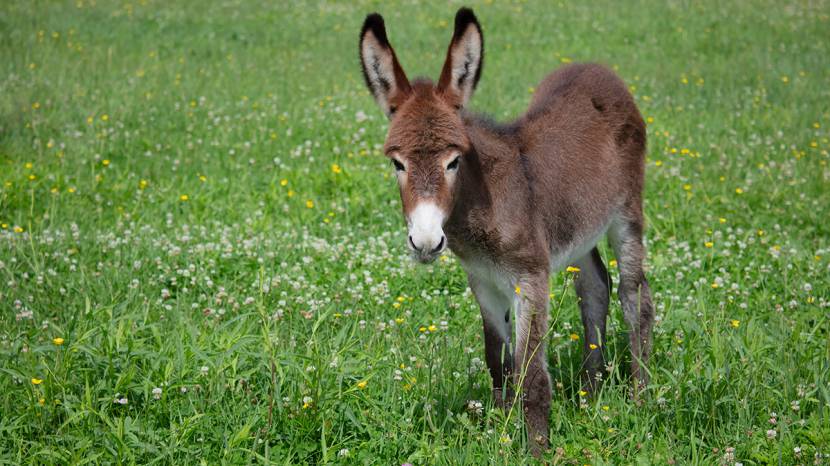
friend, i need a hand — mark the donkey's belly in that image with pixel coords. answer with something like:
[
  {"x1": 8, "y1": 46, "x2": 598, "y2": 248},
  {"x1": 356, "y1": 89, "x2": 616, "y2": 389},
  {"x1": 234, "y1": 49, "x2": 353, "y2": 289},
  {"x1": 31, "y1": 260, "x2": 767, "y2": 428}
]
[{"x1": 549, "y1": 219, "x2": 612, "y2": 272}]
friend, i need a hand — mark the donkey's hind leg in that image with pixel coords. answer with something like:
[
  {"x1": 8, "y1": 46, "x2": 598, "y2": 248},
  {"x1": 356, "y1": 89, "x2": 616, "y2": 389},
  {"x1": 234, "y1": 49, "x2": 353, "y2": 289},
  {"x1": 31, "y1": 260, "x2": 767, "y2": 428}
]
[
  {"x1": 608, "y1": 213, "x2": 654, "y2": 397},
  {"x1": 573, "y1": 247, "x2": 611, "y2": 394}
]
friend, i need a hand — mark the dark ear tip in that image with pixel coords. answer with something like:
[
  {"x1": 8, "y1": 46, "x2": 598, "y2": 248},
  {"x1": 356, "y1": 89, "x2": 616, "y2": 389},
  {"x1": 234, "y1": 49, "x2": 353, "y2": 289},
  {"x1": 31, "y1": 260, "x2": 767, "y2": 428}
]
[
  {"x1": 361, "y1": 13, "x2": 389, "y2": 46},
  {"x1": 454, "y1": 7, "x2": 480, "y2": 33}
]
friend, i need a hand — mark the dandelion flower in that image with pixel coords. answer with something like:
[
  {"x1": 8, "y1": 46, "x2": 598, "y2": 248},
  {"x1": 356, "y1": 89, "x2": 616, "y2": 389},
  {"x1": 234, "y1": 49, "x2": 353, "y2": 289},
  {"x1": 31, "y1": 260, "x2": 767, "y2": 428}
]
[
  {"x1": 569, "y1": 333, "x2": 580, "y2": 341},
  {"x1": 566, "y1": 266, "x2": 581, "y2": 273},
  {"x1": 31, "y1": 378, "x2": 43, "y2": 385},
  {"x1": 306, "y1": 200, "x2": 314, "y2": 209},
  {"x1": 730, "y1": 319, "x2": 740, "y2": 328},
  {"x1": 356, "y1": 380, "x2": 368, "y2": 389},
  {"x1": 589, "y1": 343, "x2": 598, "y2": 350},
  {"x1": 52, "y1": 337, "x2": 64, "y2": 345}
]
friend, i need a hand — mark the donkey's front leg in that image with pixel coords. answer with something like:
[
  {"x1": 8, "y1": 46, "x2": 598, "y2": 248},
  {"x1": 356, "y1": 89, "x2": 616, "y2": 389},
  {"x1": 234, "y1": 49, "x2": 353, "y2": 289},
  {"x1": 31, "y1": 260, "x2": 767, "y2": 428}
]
[
  {"x1": 469, "y1": 275, "x2": 514, "y2": 409},
  {"x1": 514, "y1": 272, "x2": 551, "y2": 456}
]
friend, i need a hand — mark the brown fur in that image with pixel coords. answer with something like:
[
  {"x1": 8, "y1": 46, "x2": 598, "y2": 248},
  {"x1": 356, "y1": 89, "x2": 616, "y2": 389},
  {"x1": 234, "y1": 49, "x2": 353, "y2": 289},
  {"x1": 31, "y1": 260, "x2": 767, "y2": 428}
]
[{"x1": 359, "y1": 8, "x2": 654, "y2": 456}]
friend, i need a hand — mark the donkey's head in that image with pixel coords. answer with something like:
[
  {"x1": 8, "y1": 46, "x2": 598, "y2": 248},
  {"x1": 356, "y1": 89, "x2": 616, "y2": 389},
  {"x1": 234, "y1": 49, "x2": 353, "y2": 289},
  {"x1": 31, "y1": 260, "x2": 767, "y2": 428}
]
[{"x1": 359, "y1": 8, "x2": 483, "y2": 263}]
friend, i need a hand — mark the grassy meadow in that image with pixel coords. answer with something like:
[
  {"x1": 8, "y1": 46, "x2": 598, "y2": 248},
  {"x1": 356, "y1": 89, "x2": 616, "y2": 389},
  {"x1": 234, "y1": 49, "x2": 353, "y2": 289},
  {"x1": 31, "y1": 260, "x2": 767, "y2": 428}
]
[{"x1": 1, "y1": 0, "x2": 829, "y2": 464}]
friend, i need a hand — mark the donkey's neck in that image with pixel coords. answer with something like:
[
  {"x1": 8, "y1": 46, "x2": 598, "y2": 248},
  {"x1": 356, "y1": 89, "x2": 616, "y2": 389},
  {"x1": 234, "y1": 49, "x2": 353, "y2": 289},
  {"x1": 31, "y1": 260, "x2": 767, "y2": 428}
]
[{"x1": 445, "y1": 113, "x2": 529, "y2": 260}]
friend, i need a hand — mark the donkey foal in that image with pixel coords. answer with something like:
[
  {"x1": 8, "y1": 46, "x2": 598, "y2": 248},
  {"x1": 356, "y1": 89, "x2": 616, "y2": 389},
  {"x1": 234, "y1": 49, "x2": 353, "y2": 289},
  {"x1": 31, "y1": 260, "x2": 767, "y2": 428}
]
[{"x1": 358, "y1": 8, "x2": 653, "y2": 455}]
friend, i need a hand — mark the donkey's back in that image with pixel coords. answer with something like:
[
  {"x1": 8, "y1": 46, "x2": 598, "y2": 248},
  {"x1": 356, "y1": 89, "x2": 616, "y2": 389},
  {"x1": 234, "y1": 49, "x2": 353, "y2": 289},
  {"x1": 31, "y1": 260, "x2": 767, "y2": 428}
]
[{"x1": 523, "y1": 62, "x2": 646, "y2": 176}]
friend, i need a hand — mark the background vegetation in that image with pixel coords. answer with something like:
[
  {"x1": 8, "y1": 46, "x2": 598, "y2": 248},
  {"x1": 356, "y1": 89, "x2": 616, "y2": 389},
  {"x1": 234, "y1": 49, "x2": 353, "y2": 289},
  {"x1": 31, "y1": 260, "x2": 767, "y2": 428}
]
[{"x1": 1, "y1": 0, "x2": 828, "y2": 464}]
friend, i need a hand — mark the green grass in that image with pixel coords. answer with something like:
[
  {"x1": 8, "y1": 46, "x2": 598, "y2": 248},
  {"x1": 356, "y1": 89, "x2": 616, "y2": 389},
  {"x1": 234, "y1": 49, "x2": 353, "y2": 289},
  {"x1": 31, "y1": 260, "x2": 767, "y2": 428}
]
[{"x1": 1, "y1": 0, "x2": 829, "y2": 464}]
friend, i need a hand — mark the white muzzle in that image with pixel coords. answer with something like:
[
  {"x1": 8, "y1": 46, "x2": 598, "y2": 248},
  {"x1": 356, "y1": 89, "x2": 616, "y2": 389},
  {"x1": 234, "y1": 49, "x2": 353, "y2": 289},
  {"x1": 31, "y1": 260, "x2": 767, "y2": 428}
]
[{"x1": 407, "y1": 202, "x2": 447, "y2": 262}]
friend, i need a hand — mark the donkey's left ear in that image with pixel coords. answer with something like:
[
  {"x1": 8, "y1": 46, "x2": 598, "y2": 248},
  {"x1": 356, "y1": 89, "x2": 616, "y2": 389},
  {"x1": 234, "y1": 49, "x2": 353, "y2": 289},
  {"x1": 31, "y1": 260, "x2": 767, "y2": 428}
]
[
  {"x1": 437, "y1": 7, "x2": 484, "y2": 109},
  {"x1": 359, "y1": 13, "x2": 412, "y2": 118}
]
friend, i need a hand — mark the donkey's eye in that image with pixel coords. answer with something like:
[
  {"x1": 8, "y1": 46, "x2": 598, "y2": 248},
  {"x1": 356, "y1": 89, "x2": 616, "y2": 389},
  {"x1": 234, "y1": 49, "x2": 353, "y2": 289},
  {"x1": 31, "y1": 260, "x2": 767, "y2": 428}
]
[
  {"x1": 446, "y1": 156, "x2": 460, "y2": 171},
  {"x1": 392, "y1": 159, "x2": 405, "y2": 172}
]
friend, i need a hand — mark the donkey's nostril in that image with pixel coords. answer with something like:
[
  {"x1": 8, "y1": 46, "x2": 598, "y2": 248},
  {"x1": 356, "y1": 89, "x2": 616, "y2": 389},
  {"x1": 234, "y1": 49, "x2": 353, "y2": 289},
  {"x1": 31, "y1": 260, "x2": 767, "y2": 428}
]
[
  {"x1": 408, "y1": 235, "x2": 420, "y2": 251},
  {"x1": 430, "y1": 236, "x2": 446, "y2": 254}
]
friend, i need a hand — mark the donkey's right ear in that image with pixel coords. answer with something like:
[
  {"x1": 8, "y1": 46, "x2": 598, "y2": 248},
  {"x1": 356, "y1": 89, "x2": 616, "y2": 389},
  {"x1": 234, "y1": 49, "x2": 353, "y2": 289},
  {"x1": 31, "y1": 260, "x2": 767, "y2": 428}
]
[{"x1": 359, "y1": 13, "x2": 411, "y2": 118}]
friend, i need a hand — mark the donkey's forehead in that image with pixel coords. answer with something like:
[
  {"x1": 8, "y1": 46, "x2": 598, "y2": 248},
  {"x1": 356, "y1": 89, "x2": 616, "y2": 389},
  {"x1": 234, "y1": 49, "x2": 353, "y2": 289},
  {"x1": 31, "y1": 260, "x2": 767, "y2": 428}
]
[{"x1": 384, "y1": 84, "x2": 469, "y2": 155}]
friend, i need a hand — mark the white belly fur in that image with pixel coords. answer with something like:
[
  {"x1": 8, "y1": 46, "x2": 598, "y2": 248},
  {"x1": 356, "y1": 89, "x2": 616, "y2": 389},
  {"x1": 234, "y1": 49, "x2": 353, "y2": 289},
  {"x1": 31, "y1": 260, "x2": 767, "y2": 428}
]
[{"x1": 460, "y1": 219, "x2": 611, "y2": 342}]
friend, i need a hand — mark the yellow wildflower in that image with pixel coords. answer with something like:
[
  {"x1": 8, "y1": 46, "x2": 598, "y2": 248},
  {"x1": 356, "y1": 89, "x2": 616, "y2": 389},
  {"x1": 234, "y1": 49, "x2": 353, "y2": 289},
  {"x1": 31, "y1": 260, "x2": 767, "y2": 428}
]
[
  {"x1": 179, "y1": 194, "x2": 189, "y2": 201},
  {"x1": 569, "y1": 333, "x2": 579, "y2": 341},
  {"x1": 566, "y1": 266, "x2": 581, "y2": 273},
  {"x1": 53, "y1": 337, "x2": 64, "y2": 345},
  {"x1": 31, "y1": 378, "x2": 43, "y2": 385},
  {"x1": 730, "y1": 319, "x2": 740, "y2": 328},
  {"x1": 305, "y1": 200, "x2": 314, "y2": 209},
  {"x1": 356, "y1": 380, "x2": 368, "y2": 389}
]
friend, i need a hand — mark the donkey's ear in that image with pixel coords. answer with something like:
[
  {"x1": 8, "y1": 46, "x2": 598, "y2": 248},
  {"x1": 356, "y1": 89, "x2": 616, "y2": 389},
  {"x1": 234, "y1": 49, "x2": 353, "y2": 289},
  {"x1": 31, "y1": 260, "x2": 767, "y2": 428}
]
[
  {"x1": 359, "y1": 13, "x2": 411, "y2": 118},
  {"x1": 437, "y1": 8, "x2": 483, "y2": 109}
]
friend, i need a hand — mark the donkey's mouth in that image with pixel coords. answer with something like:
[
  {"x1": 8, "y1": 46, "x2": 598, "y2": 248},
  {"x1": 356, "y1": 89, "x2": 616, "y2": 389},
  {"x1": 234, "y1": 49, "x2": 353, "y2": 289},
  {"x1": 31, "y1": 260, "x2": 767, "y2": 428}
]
[{"x1": 410, "y1": 236, "x2": 445, "y2": 264}]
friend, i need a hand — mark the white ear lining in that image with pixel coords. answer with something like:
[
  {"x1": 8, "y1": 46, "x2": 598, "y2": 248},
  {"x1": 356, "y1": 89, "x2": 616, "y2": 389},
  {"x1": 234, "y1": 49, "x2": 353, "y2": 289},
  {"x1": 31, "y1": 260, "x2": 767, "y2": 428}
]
[
  {"x1": 449, "y1": 26, "x2": 482, "y2": 105},
  {"x1": 361, "y1": 34, "x2": 397, "y2": 113}
]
